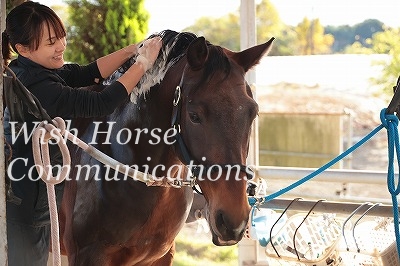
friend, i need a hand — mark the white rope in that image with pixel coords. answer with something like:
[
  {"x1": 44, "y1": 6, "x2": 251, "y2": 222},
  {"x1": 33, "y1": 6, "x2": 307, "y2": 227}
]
[
  {"x1": 31, "y1": 117, "x2": 196, "y2": 265},
  {"x1": 32, "y1": 117, "x2": 70, "y2": 266},
  {"x1": 60, "y1": 123, "x2": 196, "y2": 188}
]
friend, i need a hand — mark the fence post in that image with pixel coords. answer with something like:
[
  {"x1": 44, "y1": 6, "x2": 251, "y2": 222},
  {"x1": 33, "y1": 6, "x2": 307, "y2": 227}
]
[{"x1": 238, "y1": 0, "x2": 258, "y2": 265}]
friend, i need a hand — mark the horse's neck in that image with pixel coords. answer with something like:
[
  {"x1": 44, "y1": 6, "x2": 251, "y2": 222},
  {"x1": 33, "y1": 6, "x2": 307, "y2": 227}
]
[{"x1": 107, "y1": 86, "x2": 178, "y2": 168}]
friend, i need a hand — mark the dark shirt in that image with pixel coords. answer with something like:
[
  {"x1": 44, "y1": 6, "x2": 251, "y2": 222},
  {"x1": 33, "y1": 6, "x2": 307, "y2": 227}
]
[
  {"x1": 4, "y1": 55, "x2": 128, "y2": 226},
  {"x1": 5, "y1": 55, "x2": 129, "y2": 163},
  {"x1": 8, "y1": 55, "x2": 128, "y2": 118}
]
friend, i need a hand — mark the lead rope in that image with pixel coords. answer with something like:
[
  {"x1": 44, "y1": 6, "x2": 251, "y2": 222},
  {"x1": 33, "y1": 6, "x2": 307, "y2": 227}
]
[
  {"x1": 380, "y1": 108, "x2": 400, "y2": 260},
  {"x1": 248, "y1": 123, "x2": 384, "y2": 206},
  {"x1": 32, "y1": 117, "x2": 70, "y2": 266},
  {"x1": 32, "y1": 117, "x2": 197, "y2": 265}
]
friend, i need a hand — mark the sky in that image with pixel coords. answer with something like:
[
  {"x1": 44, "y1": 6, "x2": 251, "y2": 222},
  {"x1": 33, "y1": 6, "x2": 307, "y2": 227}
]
[{"x1": 38, "y1": 0, "x2": 400, "y2": 34}]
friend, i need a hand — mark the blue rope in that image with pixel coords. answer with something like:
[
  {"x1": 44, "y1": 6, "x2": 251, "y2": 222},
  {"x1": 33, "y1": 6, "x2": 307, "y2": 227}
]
[
  {"x1": 248, "y1": 108, "x2": 400, "y2": 260},
  {"x1": 379, "y1": 108, "x2": 400, "y2": 260},
  {"x1": 249, "y1": 123, "x2": 384, "y2": 206}
]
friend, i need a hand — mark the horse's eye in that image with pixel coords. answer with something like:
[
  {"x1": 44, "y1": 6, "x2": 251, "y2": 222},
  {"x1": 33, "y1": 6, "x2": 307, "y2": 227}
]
[{"x1": 189, "y1": 112, "x2": 201, "y2": 123}]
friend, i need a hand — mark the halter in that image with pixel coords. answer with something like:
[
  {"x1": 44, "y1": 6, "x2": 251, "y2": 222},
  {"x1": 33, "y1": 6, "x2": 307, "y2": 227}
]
[{"x1": 170, "y1": 72, "x2": 255, "y2": 187}]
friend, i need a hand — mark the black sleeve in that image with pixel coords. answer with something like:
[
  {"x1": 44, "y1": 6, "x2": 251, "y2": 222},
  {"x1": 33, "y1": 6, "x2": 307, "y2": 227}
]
[
  {"x1": 30, "y1": 80, "x2": 128, "y2": 118},
  {"x1": 55, "y1": 61, "x2": 103, "y2": 87}
]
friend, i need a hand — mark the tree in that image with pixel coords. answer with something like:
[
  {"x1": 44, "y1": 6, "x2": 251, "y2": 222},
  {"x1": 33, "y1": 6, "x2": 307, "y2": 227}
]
[
  {"x1": 295, "y1": 17, "x2": 334, "y2": 55},
  {"x1": 369, "y1": 27, "x2": 400, "y2": 94},
  {"x1": 184, "y1": 14, "x2": 240, "y2": 51},
  {"x1": 353, "y1": 19, "x2": 384, "y2": 48},
  {"x1": 325, "y1": 19, "x2": 385, "y2": 53},
  {"x1": 65, "y1": 0, "x2": 149, "y2": 64},
  {"x1": 255, "y1": 0, "x2": 292, "y2": 56},
  {"x1": 325, "y1": 24, "x2": 355, "y2": 53},
  {"x1": 184, "y1": 0, "x2": 286, "y2": 54},
  {"x1": 342, "y1": 41, "x2": 374, "y2": 54},
  {"x1": 339, "y1": 26, "x2": 400, "y2": 95}
]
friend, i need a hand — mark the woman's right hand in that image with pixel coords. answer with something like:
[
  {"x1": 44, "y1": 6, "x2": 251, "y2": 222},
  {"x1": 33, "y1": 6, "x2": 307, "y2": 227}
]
[{"x1": 136, "y1": 36, "x2": 162, "y2": 71}]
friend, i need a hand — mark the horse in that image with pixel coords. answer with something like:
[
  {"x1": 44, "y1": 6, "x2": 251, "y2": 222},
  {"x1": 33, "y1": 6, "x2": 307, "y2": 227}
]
[{"x1": 59, "y1": 29, "x2": 274, "y2": 265}]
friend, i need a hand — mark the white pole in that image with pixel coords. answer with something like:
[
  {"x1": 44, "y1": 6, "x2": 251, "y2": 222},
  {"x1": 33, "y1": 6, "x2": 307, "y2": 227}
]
[
  {"x1": 238, "y1": 1, "x2": 259, "y2": 266},
  {"x1": 0, "y1": 0, "x2": 8, "y2": 264},
  {"x1": 240, "y1": 0, "x2": 257, "y2": 81},
  {"x1": 240, "y1": 0, "x2": 258, "y2": 168}
]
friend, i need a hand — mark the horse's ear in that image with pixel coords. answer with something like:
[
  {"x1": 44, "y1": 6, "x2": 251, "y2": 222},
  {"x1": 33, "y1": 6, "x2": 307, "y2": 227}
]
[
  {"x1": 232, "y1": 37, "x2": 275, "y2": 72},
  {"x1": 186, "y1": 36, "x2": 209, "y2": 70}
]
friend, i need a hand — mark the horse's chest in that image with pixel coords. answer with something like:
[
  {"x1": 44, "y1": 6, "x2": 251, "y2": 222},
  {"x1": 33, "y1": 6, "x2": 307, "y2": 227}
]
[{"x1": 75, "y1": 180, "x2": 190, "y2": 242}]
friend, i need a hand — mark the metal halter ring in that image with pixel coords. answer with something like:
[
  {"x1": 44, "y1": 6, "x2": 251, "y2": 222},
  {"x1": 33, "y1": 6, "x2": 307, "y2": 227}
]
[{"x1": 173, "y1": 86, "x2": 181, "y2": 106}]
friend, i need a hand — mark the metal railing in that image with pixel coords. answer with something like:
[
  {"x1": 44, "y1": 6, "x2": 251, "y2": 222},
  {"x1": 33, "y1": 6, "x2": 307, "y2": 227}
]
[
  {"x1": 255, "y1": 166, "x2": 393, "y2": 204},
  {"x1": 239, "y1": 166, "x2": 398, "y2": 265}
]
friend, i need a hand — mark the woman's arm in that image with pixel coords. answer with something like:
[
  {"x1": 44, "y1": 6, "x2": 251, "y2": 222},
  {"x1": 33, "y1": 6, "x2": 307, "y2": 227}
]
[
  {"x1": 96, "y1": 36, "x2": 162, "y2": 94},
  {"x1": 117, "y1": 37, "x2": 162, "y2": 94},
  {"x1": 96, "y1": 43, "x2": 138, "y2": 79}
]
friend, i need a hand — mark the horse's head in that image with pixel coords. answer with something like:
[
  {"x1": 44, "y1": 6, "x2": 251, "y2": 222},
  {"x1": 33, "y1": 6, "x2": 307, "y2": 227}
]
[{"x1": 173, "y1": 36, "x2": 274, "y2": 245}]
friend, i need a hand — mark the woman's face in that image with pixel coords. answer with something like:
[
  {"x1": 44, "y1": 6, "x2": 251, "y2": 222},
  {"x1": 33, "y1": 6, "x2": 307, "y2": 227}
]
[{"x1": 24, "y1": 23, "x2": 66, "y2": 69}]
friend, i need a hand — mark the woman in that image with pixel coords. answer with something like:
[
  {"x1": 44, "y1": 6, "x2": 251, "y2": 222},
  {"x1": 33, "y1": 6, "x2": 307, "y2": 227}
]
[{"x1": 2, "y1": 1, "x2": 162, "y2": 265}]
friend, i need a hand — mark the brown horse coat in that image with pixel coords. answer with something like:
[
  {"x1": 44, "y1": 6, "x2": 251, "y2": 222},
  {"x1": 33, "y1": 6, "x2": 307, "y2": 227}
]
[{"x1": 59, "y1": 30, "x2": 274, "y2": 265}]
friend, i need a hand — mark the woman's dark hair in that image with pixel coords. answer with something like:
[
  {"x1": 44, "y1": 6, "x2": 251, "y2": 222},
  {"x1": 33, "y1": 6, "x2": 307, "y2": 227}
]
[{"x1": 2, "y1": 1, "x2": 66, "y2": 66}]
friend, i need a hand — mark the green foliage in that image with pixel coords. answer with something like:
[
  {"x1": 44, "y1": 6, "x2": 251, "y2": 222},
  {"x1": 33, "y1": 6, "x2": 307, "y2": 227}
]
[
  {"x1": 256, "y1": 0, "x2": 283, "y2": 41},
  {"x1": 341, "y1": 26, "x2": 400, "y2": 95},
  {"x1": 184, "y1": 0, "x2": 286, "y2": 54},
  {"x1": 184, "y1": 15, "x2": 240, "y2": 51},
  {"x1": 328, "y1": 21, "x2": 396, "y2": 95},
  {"x1": 64, "y1": 0, "x2": 149, "y2": 64},
  {"x1": 369, "y1": 27, "x2": 400, "y2": 94},
  {"x1": 184, "y1": 0, "x2": 334, "y2": 56},
  {"x1": 353, "y1": 19, "x2": 384, "y2": 47},
  {"x1": 256, "y1": 0, "x2": 292, "y2": 56},
  {"x1": 270, "y1": 27, "x2": 297, "y2": 55},
  {"x1": 294, "y1": 17, "x2": 334, "y2": 55},
  {"x1": 342, "y1": 41, "x2": 374, "y2": 54},
  {"x1": 173, "y1": 233, "x2": 237, "y2": 266},
  {"x1": 325, "y1": 24, "x2": 354, "y2": 52}
]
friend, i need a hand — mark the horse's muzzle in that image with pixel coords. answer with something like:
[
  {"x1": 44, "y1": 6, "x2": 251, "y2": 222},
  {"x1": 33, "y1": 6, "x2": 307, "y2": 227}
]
[{"x1": 210, "y1": 210, "x2": 247, "y2": 246}]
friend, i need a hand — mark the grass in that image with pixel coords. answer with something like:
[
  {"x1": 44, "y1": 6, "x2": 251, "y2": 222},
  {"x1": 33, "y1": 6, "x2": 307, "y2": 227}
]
[{"x1": 173, "y1": 230, "x2": 238, "y2": 266}]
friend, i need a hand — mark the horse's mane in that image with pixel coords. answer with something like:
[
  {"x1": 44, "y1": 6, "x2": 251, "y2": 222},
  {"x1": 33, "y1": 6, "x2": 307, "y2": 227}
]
[{"x1": 103, "y1": 30, "x2": 197, "y2": 103}]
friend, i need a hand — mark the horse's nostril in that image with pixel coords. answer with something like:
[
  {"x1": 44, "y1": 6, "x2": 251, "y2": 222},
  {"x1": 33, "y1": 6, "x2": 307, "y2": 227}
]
[
  {"x1": 216, "y1": 211, "x2": 225, "y2": 229},
  {"x1": 215, "y1": 210, "x2": 244, "y2": 241}
]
